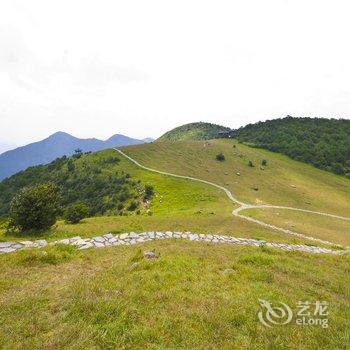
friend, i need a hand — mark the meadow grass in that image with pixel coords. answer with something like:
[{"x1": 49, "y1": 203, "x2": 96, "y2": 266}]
[
  {"x1": 1, "y1": 214, "x2": 318, "y2": 246},
  {"x1": 0, "y1": 241, "x2": 349, "y2": 349},
  {"x1": 123, "y1": 139, "x2": 350, "y2": 216},
  {"x1": 1, "y1": 143, "x2": 349, "y2": 349},
  {"x1": 242, "y1": 208, "x2": 350, "y2": 247}
]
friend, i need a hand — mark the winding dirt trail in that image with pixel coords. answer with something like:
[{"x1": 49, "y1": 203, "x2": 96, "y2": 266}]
[{"x1": 115, "y1": 148, "x2": 350, "y2": 247}]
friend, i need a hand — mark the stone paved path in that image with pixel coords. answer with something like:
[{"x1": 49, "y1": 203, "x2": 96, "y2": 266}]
[
  {"x1": 1, "y1": 231, "x2": 349, "y2": 255},
  {"x1": 114, "y1": 148, "x2": 350, "y2": 248}
]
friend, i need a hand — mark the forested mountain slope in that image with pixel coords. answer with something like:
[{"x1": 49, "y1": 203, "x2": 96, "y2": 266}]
[
  {"x1": 0, "y1": 152, "x2": 149, "y2": 217},
  {"x1": 235, "y1": 117, "x2": 350, "y2": 177}
]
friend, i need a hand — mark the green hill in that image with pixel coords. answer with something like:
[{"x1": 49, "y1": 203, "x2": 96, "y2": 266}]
[
  {"x1": 1, "y1": 139, "x2": 349, "y2": 245},
  {"x1": 235, "y1": 116, "x2": 350, "y2": 177},
  {"x1": 123, "y1": 139, "x2": 350, "y2": 246},
  {"x1": 0, "y1": 153, "x2": 149, "y2": 217},
  {"x1": 1, "y1": 139, "x2": 350, "y2": 349},
  {"x1": 157, "y1": 122, "x2": 230, "y2": 141}
]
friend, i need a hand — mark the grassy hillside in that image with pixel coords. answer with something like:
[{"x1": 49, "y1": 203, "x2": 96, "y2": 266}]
[
  {"x1": 1, "y1": 140, "x2": 349, "y2": 247},
  {"x1": 157, "y1": 122, "x2": 229, "y2": 141},
  {"x1": 235, "y1": 117, "x2": 350, "y2": 177},
  {"x1": 0, "y1": 149, "x2": 317, "y2": 246},
  {"x1": 122, "y1": 139, "x2": 350, "y2": 245},
  {"x1": 242, "y1": 208, "x2": 350, "y2": 246},
  {"x1": 0, "y1": 241, "x2": 349, "y2": 349},
  {"x1": 123, "y1": 140, "x2": 350, "y2": 215}
]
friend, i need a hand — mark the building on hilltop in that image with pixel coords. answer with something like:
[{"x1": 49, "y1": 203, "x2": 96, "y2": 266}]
[{"x1": 217, "y1": 129, "x2": 237, "y2": 138}]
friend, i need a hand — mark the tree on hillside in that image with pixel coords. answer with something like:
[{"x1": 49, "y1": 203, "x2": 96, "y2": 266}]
[
  {"x1": 9, "y1": 183, "x2": 61, "y2": 231},
  {"x1": 73, "y1": 148, "x2": 83, "y2": 159},
  {"x1": 64, "y1": 201, "x2": 89, "y2": 224},
  {"x1": 144, "y1": 185, "x2": 154, "y2": 200},
  {"x1": 216, "y1": 153, "x2": 225, "y2": 161},
  {"x1": 67, "y1": 159, "x2": 75, "y2": 172}
]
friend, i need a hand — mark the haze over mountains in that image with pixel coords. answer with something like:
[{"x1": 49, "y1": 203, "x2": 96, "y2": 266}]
[
  {"x1": 0, "y1": 142, "x2": 16, "y2": 155},
  {"x1": 0, "y1": 132, "x2": 151, "y2": 180}
]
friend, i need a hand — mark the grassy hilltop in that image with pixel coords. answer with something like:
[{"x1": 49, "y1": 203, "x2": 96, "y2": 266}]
[{"x1": 157, "y1": 122, "x2": 230, "y2": 142}]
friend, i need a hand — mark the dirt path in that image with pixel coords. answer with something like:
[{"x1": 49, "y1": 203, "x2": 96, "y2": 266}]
[{"x1": 115, "y1": 148, "x2": 350, "y2": 247}]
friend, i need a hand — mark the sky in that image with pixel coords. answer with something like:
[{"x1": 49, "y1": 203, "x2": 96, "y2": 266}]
[{"x1": 1, "y1": 0, "x2": 350, "y2": 150}]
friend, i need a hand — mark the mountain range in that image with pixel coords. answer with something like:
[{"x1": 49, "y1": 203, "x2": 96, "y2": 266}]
[{"x1": 0, "y1": 132, "x2": 151, "y2": 181}]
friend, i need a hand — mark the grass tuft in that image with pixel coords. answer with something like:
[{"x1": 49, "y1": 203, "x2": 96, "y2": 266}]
[{"x1": 15, "y1": 244, "x2": 78, "y2": 266}]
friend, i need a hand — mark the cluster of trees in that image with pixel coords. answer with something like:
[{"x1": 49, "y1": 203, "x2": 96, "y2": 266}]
[
  {"x1": 236, "y1": 117, "x2": 350, "y2": 177},
  {"x1": 0, "y1": 152, "x2": 155, "y2": 231},
  {"x1": 8, "y1": 183, "x2": 91, "y2": 231}
]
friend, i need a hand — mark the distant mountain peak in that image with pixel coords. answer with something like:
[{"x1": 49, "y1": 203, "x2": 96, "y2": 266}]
[
  {"x1": 0, "y1": 132, "x2": 149, "y2": 181},
  {"x1": 47, "y1": 131, "x2": 75, "y2": 140}
]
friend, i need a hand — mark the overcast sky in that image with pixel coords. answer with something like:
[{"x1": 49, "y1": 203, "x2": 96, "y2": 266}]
[{"x1": 1, "y1": 0, "x2": 350, "y2": 149}]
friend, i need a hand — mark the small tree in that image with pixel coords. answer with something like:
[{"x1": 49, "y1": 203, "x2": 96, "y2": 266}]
[
  {"x1": 248, "y1": 160, "x2": 254, "y2": 167},
  {"x1": 73, "y1": 148, "x2": 83, "y2": 159},
  {"x1": 67, "y1": 159, "x2": 75, "y2": 172},
  {"x1": 127, "y1": 201, "x2": 138, "y2": 211},
  {"x1": 144, "y1": 185, "x2": 154, "y2": 200},
  {"x1": 10, "y1": 183, "x2": 61, "y2": 231},
  {"x1": 216, "y1": 153, "x2": 225, "y2": 161},
  {"x1": 261, "y1": 159, "x2": 267, "y2": 166},
  {"x1": 64, "y1": 201, "x2": 89, "y2": 224}
]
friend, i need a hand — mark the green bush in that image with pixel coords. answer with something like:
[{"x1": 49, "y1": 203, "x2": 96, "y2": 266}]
[
  {"x1": 127, "y1": 201, "x2": 138, "y2": 211},
  {"x1": 10, "y1": 183, "x2": 61, "y2": 231},
  {"x1": 216, "y1": 153, "x2": 225, "y2": 161},
  {"x1": 64, "y1": 201, "x2": 89, "y2": 224},
  {"x1": 261, "y1": 159, "x2": 267, "y2": 166},
  {"x1": 248, "y1": 160, "x2": 254, "y2": 167},
  {"x1": 144, "y1": 185, "x2": 154, "y2": 200}
]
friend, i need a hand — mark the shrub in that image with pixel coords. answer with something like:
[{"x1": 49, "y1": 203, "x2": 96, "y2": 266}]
[
  {"x1": 248, "y1": 160, "x2": 254, "y2": 167},
  {"x1": 67, "y1": 159, "x2": 75, "y2": 172},
  {"x1": 127, "y1": 201, "x2": 138, "y2": 211},
  {"x1": 216, "y1": 153, "x2": 225, "y2": 161},
  {"x1": 144, "y1": 185, "x2": 154, "y2": 200},
  {"x1": 73, "y1": 148, "x2": 83, "y2": 159},
  {"x1": 261, "y1": 159, "x2": 267, "y2": 166},
  {"x1": 103, "y1": 156, "x2": 120, "y2": 164},
  {"x1": 64, "y1": 201, "x2": 90, "y2": 224},
  {"x1": 10, "y1": 183, "x2": 61, "y2": 231}
]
